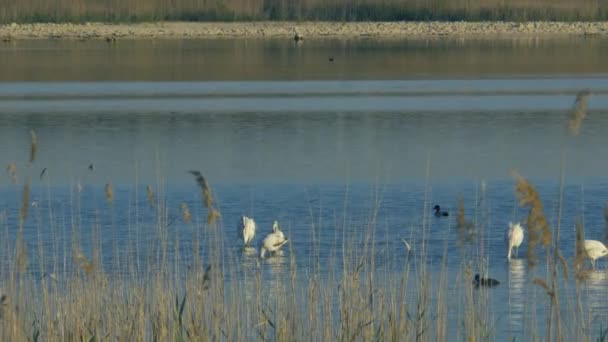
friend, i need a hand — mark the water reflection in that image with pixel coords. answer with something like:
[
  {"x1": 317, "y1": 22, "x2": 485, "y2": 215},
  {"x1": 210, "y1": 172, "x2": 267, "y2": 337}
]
[
  {"x1": 1, "y1": 37, "x2": 608, "y2": 81},
  {"x1": 264, "y1": 253, "x2": 287, "y2": 293},
  {"x1": 583, "y1": 270, "x2": 608, "y2": 324},
  {"x1": 508, "y1": 259, "x2": 526, "y2": 335}
]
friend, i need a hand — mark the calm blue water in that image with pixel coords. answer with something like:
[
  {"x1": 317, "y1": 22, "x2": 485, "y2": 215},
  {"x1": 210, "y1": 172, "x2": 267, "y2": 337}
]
[{"x1": 1, "y1": 38, "x2": 608, "y2": 340}]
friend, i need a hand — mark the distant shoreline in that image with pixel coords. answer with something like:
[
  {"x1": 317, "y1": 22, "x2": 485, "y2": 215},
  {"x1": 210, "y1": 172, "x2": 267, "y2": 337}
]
[{"x1": 1, "y1": 21, "x2": 608, "y2": 40}]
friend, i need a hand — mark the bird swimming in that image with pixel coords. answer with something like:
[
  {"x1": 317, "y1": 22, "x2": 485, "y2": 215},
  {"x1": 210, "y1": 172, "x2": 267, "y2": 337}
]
[
  {"x1": 507, "y1": 222, "x2": 524, "y2": 260},
  {"x1": 260, "y1": 221, "x2": 289, "y2": 258},
  {"x1": 433, "y1": 205, "x2": 449, "y2": 217},
  {"x1": 238, "y1": 216, "x2": 256, "y2": 246},
  {"x1": 473, "y1": 274, "x2": 500, "y2": 287},
  {"x1": 584, "y1": 240, "x2": 608, "y2": 269}
]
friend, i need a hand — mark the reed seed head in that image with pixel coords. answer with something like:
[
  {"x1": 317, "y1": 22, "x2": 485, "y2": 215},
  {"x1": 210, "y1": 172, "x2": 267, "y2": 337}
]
[
  {"x1": 568, "y1": 90, "x2": 591, "y2": 136},
  {"x1": 513, "y1": 171, "x2": 552, "y2": 267},
  {"x1": 188, "y1": 170, "x2": 221, "y2": 225},
  {"x1": 207, "y1": 208, "x2": 221, "y2": 225}
]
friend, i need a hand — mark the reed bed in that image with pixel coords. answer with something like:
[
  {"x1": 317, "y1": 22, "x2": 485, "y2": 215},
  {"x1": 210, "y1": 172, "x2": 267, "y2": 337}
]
[
  {"x1": 0, "y1": 174, "x2": 604, "y2": 341},
  {"x1": 0, "y1": 92, "x2": 606, "y2": 341},
  {"x1": 1, "y1": 0, "x2": 608, "y2": 24}
]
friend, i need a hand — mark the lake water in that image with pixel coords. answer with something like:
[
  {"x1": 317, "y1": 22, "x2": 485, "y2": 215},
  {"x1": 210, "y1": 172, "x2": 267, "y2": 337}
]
[{"x1": 1, "y1": 37, "x2": 608, "y2": 340}]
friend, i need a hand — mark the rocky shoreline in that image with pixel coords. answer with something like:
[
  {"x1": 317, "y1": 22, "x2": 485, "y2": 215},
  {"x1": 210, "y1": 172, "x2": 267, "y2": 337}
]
[{"x1": 1, "y1": 21, "x2": 608, "y2": 40}]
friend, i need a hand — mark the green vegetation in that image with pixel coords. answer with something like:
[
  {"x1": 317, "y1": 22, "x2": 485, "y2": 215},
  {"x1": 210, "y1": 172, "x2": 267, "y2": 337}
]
[{"x1": 1, "y1": 0, "x2": 608, "y2": 23}]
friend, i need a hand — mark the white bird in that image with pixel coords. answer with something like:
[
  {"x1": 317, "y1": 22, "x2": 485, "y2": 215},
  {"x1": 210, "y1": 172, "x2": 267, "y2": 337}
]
[
  {"x1": 584, "y1": 240, "x2": 608, "y2": 269},
  {"x1": 260, "y1": 221, "x2": 288, "y2": 258},
  {"x1": 238, "y1": 216, "x2": 256, "y2": 246},
  {"x1": 507, "y1": 222, "x2": 524, "y2": 260}
]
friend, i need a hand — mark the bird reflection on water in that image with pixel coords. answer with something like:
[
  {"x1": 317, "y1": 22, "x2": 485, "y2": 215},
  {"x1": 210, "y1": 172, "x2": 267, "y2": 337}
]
[
  {"x1": 583, "y1": 270, "x2": 608, "y2": 323},
  {"x1": 507, "y1": 259, "x2": 526, "y2": 335}
]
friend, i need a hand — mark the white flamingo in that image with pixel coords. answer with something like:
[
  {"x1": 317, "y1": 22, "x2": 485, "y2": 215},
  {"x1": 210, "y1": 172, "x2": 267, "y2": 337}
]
[
  {"x1": 506, "y1": 222, "x2": 524, "y2": 260},
  {"x1": 260, "y1": 221, "x2": 288, "y2": 258},
  {"x1": 584, "y1": 240, "x2": 608, "y2": 269},
  {"x1": 238, "y1": 216, "x2": 256, "y2": 246}
]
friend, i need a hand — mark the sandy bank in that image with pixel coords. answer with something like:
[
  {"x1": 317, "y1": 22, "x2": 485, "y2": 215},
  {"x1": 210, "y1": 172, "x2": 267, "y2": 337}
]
[{"x1": 1, "y1": 21, "x2": 608, "y2": 40}]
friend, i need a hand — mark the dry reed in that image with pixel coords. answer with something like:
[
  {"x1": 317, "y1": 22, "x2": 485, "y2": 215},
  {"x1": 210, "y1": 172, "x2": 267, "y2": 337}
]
[
  {"x1": 0, "y1": 0, "x2": 606, "y2": 23},
  {"x1": 73, "y1": 249, "x2": 95, "y2": 275},
  {"x1": 604, "y1": 203, "x2": 608, "y2": 243},
  {"x1": 6, "y1": 162, "x2": 17, "y2": 183},
  {"x1": 574, "y1": 221, "x2": 588, "y2": 278},
  {"x1": 567, "y1": 90, "x2": 591, "y2": 136},
  {"x1": 555, "y1": 249, "x2": 569, "y2": 281},
  {"x1": 180, "y1": 203, "x2": 191, "y2": 223},
  {"x1": 533, "y1": 277, "x2": 554, "y2": 297},
  {"x1": 188, "y1": 170, "x2": 220, "y2": 225},
  {"x1": 18, "y1": 181, "x2": 30, "y2": 223},
  {"x1": 146, "y1": 185, "x2": 155, "y2": 208},
  {"x1": 105, "y1": 183, "x2": 114, "y2": 204},
  {"x1": 29, "y1": 130, "x2": 37, "y2": 163},
  {"x1": 455, "y1": 198, "x2": 475, "y2": 246},
  {"x1": 513, "y1": 171, "x2": 551, "y2": 267}
]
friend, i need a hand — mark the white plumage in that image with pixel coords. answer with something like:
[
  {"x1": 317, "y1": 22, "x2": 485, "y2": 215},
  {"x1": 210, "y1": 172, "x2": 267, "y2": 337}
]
[
  {"x1": 584, "y1": 240, "x2": 608, "y2": 269},
  {"x1": 507, "y1": 222, "x2": 524, "y2": 260},
  {"x1": 260, "y1": 221, "x2": 289, "y2": 258},
  {"x1": 238, "y1": 216, "x2": 256, "y2": 246}
]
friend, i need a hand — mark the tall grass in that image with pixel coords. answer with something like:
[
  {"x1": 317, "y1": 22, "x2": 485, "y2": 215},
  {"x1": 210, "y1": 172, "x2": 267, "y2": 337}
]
[
  {"x1": 2, "y1": 0, "x2": 608, "y2": 23},
  {"x1": 0, "y1": 92, "x2": 606, "y2": 340}
]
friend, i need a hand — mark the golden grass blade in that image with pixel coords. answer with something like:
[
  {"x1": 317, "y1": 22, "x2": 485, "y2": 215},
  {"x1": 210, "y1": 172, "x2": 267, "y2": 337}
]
[
  {"x1": 105, "y1": 183, "x2": 114, "y2": 205},
  {"x1": 567, "y1": 90, "x2": 591, "y2": 136},
  {"x1": 556, "y1": 248, "x2": 569, "y2": 281},
  {"x1": 29, "y1": 130, "x2": 38, "y2": 163},
  {"x1": 19, "y1": 181, "x2": 30, "y2": 223},
  {"x1": 146, "y1": 185, "x2": 155, "y2": 208},
  {"x1": 456, "y1": 198, "x2": 466, "y2": 231},
  {"x1": 604, "y1": 203, "x2": 608, "y2": 244},
  {"x1": 15, "y1": 234, "x2": 28, "y2": 273},
  {"x1": 574, "y1": 220, "x2": 587, "y2": 278},
  {"x1": 6, "y1": 162, "x2": 17, "y2": 183},
  {"x1": 455, "y1": 197, "x2": 475, "y2": 246}
]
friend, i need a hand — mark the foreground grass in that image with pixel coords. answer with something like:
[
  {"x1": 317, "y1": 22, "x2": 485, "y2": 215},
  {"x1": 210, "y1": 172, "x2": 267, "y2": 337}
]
[
  {"x1": 1, "y1": 0, "x2": 608, "y2": 24},
  {"x1": 0, "y1": 92, "x2": 605, "y2": 340},
  {"x1": 0, "y1": 174, "x2": 606, "y2": 341}
]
